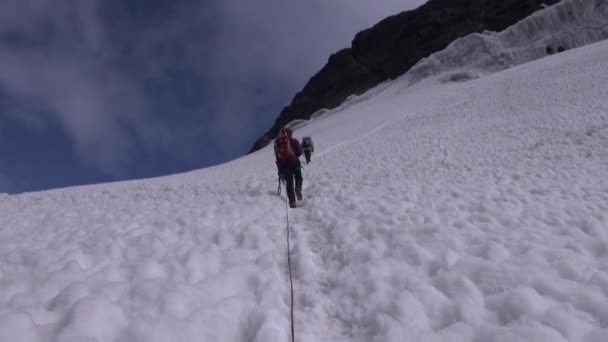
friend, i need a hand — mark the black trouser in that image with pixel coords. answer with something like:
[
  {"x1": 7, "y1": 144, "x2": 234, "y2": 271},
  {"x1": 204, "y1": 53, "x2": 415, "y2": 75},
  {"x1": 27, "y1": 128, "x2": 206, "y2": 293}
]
[
  {"x1": 303, "y1": 150, "x2": 312, "y2": 164},
  {"x1": 279, "y1": 159, "x2": 302, "y2": 203}
]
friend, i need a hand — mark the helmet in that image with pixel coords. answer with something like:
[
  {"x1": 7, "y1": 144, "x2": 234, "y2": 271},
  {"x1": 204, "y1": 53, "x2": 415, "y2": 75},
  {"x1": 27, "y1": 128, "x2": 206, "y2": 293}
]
[{"x1": 281, "y1": 127, "x2": 293, "y2": 137}]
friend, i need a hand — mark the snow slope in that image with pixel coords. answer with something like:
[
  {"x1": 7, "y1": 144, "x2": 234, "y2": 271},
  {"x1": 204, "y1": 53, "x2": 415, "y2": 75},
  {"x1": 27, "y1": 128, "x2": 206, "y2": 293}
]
[
  {"x1": 2, "y1": 10, "x2": 608, "y2": 342},
  {"x1": 407, "y1": 0, "x2": 608, "y2": 86}
]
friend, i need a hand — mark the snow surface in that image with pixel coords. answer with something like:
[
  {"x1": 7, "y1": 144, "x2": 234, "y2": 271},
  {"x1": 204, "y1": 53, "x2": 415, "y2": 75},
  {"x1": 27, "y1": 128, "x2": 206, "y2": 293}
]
[
  {"x1": 406, "y1": 0, "x2": 608, "y2": 86},
  {"x1": 2, "y1": 3, "x2": 608, "y2": 342}
]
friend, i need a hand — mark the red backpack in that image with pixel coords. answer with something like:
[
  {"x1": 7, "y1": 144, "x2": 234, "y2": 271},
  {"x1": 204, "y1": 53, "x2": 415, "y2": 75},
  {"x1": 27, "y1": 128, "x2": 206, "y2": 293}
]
[{"x1": 275, "y1": 129, "x2": 296, "y2": 161}]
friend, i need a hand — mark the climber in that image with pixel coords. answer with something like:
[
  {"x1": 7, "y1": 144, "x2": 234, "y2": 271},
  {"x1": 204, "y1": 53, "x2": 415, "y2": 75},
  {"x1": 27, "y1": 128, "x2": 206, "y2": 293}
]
[{"x1": 274, "y1": 128, "x2": 303, "y2": 208}]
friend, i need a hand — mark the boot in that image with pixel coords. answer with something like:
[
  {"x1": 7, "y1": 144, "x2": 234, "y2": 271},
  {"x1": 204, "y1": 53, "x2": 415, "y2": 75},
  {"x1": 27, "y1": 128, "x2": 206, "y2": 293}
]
[
  {"x1": 296, "y1": 189, "x2": 303, "y2": 201},
  {"x1": 289, "y1": 201, "x2": 297, "y2": 208}
]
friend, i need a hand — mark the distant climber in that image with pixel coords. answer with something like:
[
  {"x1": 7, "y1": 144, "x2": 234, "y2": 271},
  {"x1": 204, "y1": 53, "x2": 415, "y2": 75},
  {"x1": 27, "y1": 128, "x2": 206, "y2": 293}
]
[
  {"x1": 275, "y1": 128, "x2": 303, "y2": 208},
  {"x1": 301, "y1": 136, "x2": 314, "y2": 164}
]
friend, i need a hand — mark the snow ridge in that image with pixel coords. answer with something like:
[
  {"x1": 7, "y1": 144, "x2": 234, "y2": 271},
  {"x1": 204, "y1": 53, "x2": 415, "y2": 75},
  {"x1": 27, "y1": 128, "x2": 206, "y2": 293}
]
[{"x1": 406, "y1": 0, "x2": 608, "y2": 85}]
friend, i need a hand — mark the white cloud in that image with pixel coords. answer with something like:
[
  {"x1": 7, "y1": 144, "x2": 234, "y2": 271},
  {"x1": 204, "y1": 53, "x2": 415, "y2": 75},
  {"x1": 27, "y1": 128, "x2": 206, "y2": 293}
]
[
  {"x1": 208, "y1": 0, "x2": 426, "y2": 141},
  {"x1": 0, "y1": 0, "x2": 426, "y2": 176},
  {"x1": 0, "y1": 0, "x2": 176, "y2": 175},
  {"x1": 213, "y1": 0, "x2": 426, "y2": 88}
]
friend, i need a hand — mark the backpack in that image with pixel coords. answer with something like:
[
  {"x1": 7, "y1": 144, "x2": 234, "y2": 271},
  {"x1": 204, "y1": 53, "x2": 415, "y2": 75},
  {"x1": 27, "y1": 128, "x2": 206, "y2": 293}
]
[
  {"x1": 275, "y1": 129, "x2": 296, "y2": 161},
  {"x1": 301, "y1": 136, "x2": 313, "y2": 149}
]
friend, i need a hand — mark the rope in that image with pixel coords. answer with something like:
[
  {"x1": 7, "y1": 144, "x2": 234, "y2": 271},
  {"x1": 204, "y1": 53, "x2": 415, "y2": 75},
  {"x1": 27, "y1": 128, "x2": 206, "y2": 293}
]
[{"x1": 285, "y1": 199, "x2": 296, "y2": 342}]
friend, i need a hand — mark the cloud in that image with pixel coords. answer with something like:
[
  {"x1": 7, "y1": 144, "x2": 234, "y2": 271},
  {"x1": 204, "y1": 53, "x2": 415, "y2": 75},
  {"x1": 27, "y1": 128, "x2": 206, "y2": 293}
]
[
  {"x1": 0, "y1": 50, "x2": 150, "y2": 174},
  {"x1": 205, "y1": 0, "x2": 427, "y2": 147},
  {"x1": 0, "y1": 0, "x2": 165, "y2": 175},
  {"x1": 212, "y1": 0, "x2": 427, "y2": 87},
  {"x1": 0, "y1": 0, "x2": 425, "y2": 183}
]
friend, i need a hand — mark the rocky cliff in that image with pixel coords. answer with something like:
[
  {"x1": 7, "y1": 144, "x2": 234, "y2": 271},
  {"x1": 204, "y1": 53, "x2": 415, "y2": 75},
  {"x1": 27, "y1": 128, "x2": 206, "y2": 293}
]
[{"x1": 249, "y1": 0, "x2": 561, "y2": 153}]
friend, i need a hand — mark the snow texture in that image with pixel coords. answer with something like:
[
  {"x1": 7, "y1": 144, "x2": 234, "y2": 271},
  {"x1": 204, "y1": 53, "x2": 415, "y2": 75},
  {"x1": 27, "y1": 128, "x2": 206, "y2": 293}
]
[
  {"x1": 407, "y1": 0, "x2": 608, "y2": 86},
  {"x1": 2, "y1": 1, "x2": 608, "y2": 341}
]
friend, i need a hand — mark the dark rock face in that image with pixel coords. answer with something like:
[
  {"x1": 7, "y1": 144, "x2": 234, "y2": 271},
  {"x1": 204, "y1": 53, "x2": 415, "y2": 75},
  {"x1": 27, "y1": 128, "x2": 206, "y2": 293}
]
[{"x1": 249, "y1": 0, "x2": 560, "y2": 153}]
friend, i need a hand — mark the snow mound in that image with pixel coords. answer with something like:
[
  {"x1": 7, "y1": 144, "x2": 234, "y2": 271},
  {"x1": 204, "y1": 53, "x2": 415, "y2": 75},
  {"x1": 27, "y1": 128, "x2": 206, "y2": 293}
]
[{"x1": 407, "y1": 0, "x2": 608, "y2": 85}]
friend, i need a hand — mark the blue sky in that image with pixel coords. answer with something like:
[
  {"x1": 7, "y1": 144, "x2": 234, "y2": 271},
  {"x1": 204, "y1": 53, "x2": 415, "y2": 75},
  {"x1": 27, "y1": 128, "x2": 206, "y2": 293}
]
[{"x1": 0, "y1": 0, "x2": 424, "y2": 193}]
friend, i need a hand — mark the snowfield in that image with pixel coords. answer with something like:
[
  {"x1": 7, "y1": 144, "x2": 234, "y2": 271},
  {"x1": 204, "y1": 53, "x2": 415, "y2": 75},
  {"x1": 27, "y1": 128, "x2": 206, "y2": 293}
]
[
  {"x1": 2, "y1": 3, "x2": 608, "y2": 342},
  {"x1": 404, "y1": 0, "x2": 608, "y2": 87}
]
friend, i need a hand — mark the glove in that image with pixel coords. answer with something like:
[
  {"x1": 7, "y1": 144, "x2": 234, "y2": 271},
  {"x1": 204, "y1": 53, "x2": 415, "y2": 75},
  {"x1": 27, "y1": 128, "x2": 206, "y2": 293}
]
[{"x1": 278, "y1": 172, "x2": 286, "y2": 183}]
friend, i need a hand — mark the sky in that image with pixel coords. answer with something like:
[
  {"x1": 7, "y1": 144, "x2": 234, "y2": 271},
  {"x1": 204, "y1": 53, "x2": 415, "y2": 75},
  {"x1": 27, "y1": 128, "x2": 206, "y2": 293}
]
[{"x1": 0, "y1": 0, "x2": 425, "y2": 193}]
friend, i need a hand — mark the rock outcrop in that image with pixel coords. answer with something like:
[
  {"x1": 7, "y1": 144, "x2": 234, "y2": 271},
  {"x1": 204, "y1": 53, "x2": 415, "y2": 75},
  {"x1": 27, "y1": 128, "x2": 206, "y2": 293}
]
[{"x1": 249, "y1": 0, "x2": 560, "y2": 153}]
